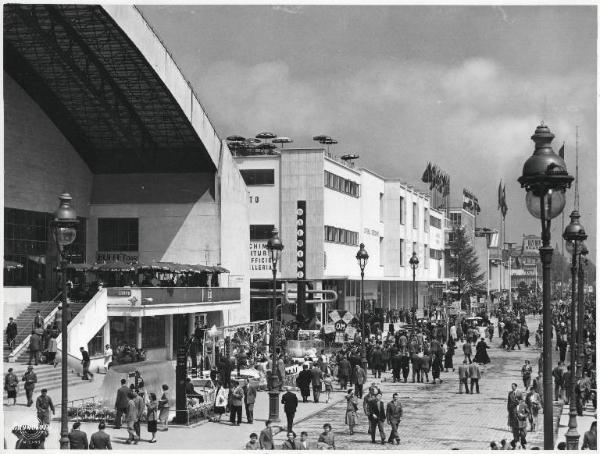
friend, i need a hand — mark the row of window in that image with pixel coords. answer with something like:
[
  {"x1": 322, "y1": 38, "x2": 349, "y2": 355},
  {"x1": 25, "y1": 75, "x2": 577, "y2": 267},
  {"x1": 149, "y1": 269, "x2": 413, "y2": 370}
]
[
  {"x1": 324, "y1": 171, "x2": 360, "y2": 197},
  {"x1": 324, "y1": 225, "x2": 359, "y2": 246},
  {"x1": 240, "y1": 169, "x2": 275, "y2": 186}
]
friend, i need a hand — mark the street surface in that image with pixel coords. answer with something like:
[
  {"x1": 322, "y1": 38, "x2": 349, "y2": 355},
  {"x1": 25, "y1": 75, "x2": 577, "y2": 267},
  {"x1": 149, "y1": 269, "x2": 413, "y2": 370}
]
[{"x1": 4, "y1": 315, "x2": 583, "y2": 450}]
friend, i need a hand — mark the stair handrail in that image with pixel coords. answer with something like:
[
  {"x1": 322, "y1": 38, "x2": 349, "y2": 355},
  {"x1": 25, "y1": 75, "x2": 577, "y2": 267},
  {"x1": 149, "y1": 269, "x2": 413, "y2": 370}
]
[
  {"x1": 7, "y1": 297, "x2": 62, "y2": 363},
  {"x1": 6, "y1": 293, "x2": 62, "y2": 343}
]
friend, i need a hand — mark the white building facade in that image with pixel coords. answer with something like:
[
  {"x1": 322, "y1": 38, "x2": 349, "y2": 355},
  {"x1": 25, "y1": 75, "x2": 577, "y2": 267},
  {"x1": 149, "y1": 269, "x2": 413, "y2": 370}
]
[{"x1": 235, "y1": 148, "x2": 446, "y2": 323}]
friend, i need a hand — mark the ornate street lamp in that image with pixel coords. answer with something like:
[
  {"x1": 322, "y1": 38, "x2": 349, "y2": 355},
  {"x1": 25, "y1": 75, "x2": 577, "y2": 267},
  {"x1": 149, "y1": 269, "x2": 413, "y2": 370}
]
[
  {"x1": 563, "y1": 211, "x2": 587, "y2": 449},
  {"x1": 356, "y1": 243, "x2": 369, "y2": 371},
  {"x1": 409, "y1": 252, "x2": 419, "y2": 335},
  {"x1": 50, "y1": 194, "x2": 78, "y2": 450},
  {"x1": 265, "y1": 228, "x2": 283, "y2": 422},
  {"x1": 518, "y1": 123, "x2": 573, "y2": 449}
]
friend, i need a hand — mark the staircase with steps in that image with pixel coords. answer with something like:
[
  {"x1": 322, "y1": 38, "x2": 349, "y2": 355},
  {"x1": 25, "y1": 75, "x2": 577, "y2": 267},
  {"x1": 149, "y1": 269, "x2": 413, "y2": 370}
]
[
  {"x1": 4, "y1": 362, "x2": 90, "y2": 394},
  {"x1": 4, "y1": 299, "x2": 88, "y2": 363}
]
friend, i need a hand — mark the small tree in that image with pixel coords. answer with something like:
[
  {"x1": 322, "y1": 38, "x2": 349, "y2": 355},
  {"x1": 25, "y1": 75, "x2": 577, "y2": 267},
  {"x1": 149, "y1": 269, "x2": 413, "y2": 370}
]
[{"x1": 448, "y1": 226, "x2": 485, "y2": 309}]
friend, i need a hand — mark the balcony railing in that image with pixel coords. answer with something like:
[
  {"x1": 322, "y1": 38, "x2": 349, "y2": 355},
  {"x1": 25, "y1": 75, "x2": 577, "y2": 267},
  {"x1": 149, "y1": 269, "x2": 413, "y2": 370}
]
[{"x1": 107, "y1": 287, "x2": 240, "y2": 306}]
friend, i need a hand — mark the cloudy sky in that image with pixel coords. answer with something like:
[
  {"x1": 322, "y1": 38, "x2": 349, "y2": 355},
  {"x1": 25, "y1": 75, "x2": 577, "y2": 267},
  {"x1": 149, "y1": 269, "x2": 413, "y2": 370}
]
[{"x1": 139, "y1": 5, "x2": 597, "y2": 258}]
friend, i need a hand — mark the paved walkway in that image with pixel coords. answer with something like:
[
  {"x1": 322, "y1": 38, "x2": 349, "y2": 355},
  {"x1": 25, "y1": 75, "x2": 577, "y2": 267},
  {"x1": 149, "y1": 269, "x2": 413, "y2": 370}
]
[{"x1": 271, "y1": 315, "x2": 564, "y2": 450}]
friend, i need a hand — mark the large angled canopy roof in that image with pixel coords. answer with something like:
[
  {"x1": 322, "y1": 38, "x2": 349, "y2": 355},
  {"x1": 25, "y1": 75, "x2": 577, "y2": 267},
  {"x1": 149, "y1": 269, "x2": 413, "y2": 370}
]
[{"x1": 4, "y1": 4, "x2": 218, "y2": 174}]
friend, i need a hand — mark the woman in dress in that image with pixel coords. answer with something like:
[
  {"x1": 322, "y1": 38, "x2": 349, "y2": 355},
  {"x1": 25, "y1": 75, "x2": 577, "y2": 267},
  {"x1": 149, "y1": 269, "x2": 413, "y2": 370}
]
[
  {"x1": 103, "y1": 344, "x2": 113, "y2": 372},
  {"x1": 526, "y1": 384, "x2": 541, "y2": 432},
  {"x1": 317, "y1": 423, "x2": 335, "y2": 450},
  {"x1": 345, "y1": 389, "x2": 358, "y2": 435},
  {"x1": 158, "y1": 384, "x2": 170, "y2": 431},
  {"x1": 473, "y1": 337, "x2": 491, "y2": 364},
  {"x1": 146, "y1": 392, "x2": 158, "y2": 443},
  {"x1": 444, "y1": 339, "x2": 455, "y2": 372},
  {"x1": 213, "y1": 383, "x2": 228, "y2": 423}
]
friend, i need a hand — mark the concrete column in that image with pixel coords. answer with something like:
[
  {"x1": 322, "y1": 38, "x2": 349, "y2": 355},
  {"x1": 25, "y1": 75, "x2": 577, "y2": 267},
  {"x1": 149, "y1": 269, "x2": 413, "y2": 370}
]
[
  {"x1": 136, "y1": 317, "x2": 142, "y2": 349},
  {"x1": 166, "y1": 315, "x2": 173, "y2": 361},
  {"x1": 187, "y1": 313, "x2": 195, "y2": 336},
  {"x1": 103, "y1": 319, "x2": 111, "y2": 348}
]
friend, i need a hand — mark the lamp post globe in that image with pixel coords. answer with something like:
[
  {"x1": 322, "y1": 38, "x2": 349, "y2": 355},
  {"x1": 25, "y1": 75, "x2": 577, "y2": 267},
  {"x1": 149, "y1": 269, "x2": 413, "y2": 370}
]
[
  {"x1": 265, "y1": 228, "x2": 283, "y2": 422},
  {"x1": 356, "y1": 243, "x2": 369, "y2": 370},
  {"x1": 518, "y1": 124, "x2": 573, "y2": 450},
  {"x1": 51, "y1": 193, "x2": 78, "y2": 450},
  {"x1": 562, "y1": 210, "x2": 587, "y2": 449}
]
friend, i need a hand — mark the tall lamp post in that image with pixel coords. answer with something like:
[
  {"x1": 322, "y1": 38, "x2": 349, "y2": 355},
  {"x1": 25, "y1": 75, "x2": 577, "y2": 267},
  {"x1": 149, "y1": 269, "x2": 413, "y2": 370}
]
[
  {"x1": 563, "y1": 211, "x2": 587, "y2": 449},
  {"x1": 51, "y1": 194, "x2": 78, "y2": 450},
  {"x1": 504, "y1": 242, "x2": 516, "y2": 312},
  {"x1": 409, "y1": 252, "x2": 419, "y2": 335},
  {"x1": 356, "y1": 243, "x2": 369, "y2": 371},
  {"x1": 518, "y1": 124, "x2": 573, "y2": 449},
  {"x1": 265, "y1": 228, "x2": 283, "y2": 422}
]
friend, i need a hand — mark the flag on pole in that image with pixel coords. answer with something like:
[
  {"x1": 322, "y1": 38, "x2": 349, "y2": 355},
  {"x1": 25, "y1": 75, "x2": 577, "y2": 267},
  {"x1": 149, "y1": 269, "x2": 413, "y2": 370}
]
[
  {"x1": 559, "y1": 143, "x2": 565, "y2": 159},
  {"x1": 497, "y1": 180, "x2": 503, "y2": 211},
  {"x1": 501, "y1": 184, "x2": 508, "y2": 218},
  {"x1": 421, "y1": 162, "x2": 433, "y2": 183}
]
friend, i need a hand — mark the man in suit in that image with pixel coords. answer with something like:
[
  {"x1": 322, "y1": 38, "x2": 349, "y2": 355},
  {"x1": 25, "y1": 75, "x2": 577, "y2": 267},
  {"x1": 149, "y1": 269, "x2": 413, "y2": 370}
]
[
  {"x1": 36, "y1": 388, "x2": 55, "y2": 425},
  {"x1": 243, "y1": 378, "x2": 257, "y2": 423},
  {"x1": 354, "y1": 364, "x2": 367, "y2": 398},
  {"x1": 552, "y1": 361, "x2": 564, "y2": 401},
  {"x1": 114, "y1": 378, "x2": 130, "y2": 429},
  {"x1": 458, "y1": 359, "x2": 470, "y2": 394},
  {"x1": 276, "y1": 356, "x2": 286, "y2": 391},
  {"x1": 391, "y1": 352, "x2": 402, "y2": 383},
  {"x1": 310, "y1": 364, "x2": 323, "y2": 403},
  {"x1": 259, "y1": 420, "x2": 274, "y2": 449},
  {"x1": 337, "y1": 356, "x2": 351, "y2": 390},
  {"x1": 89, "y1": 421, "x2": 112, "y2": 449},
  {"x1": 562, "y1": 366, "x2": 573, "y2": 404},
  {"x1": 468, "y1": 361, "x2": 481, "y2": 394},
  {"x1": 386, "y1": 393, "x2": 403, "y2": 445},
  {"x1": 368, "y1": 392, "x2": 387, "y2": 444},
  {"x1": 281, "y1": 387, "x2": 299, "y2": 433},
  {"x1": 507, "y1": 382, "x2": 519, "y2": 425},
  {"x1": 370, "y1": 345, "x2": 384, "y2": 378},
  {"x1": 296, "y1": 364, "x2": 312, "y2": 403},
  {"x1": 463, "y1": 341, "x2": 472, "y2": 364},
  {"x1": 298, "y1": 431, "x2": 310, "y2": 450},
  {"x1": 33, "y1": 310, "x2": 44, "y2": 330},
  {"x1": 68, "y1": 421, "x2": 89, "y2": 449},
  {"x1": 132, "y1": 388, "x2": 145, "y2": 437}
]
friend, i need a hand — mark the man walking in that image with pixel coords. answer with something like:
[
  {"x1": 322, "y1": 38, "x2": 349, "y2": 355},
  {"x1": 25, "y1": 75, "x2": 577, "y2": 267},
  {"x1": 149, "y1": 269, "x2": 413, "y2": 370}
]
[
  {"x1": 468, "y1": 361, "x2": 481, "y2": 394},
  {"x1": 371, "y1": 345, "x2": 384, "y2": 379},
  {"x1": 391, "y1": 352, "x2": 402, "y2": 383},
  {"x1": 114, "y1": 378, "x2": 130, "y2": 429},
  {"x1": 400, "y1": 352, "x2": 411, "y2": 383},
  {"x1": 552, "y1": 361, "x2": 564, "y2": 402},
  {"x1": 386, "y1": 393, "x2": 403, "y2": 445},
  {"x1": 243, "y1": 378, "x2": 257, "y2": 423},
  {"x1": 80, "y1": 346, "x2": 93, "y2": 380},
  {"x1": 36, "y1": 388, "x2": 55, "y2": 425},
  {"x1": 33, "y1": 310, "x2": 44, "y2": 330},
  {"x1": 259, "y1": 420, "x2": 274, "y2": 449},
  {"x1": 337, "y1": 356, "x2": 351, "y2": 390},
  {"x1": 368, "y1": 392, "x2": 387, "y2": 444},
  {"x1": 6, "y1": 317, "x2": 17, "y2": 351},
  {"x1": 125, "y1": 392, "x2": 139, "y2": 444},
  {"x1": 22, "y1": 365, "x2": 37, "y2": 407},
  {"x1": 310, "y1": 363, "x2": 323, "y2": 403},
  {"x1": 507, "y1": 383, "x2": 519, "y2": 426},
  {"x1": 458, "y1": 360, "x2": 470, "y2": 394},
  {"x1": 296, "y1": 364, "x2": 312, "y2": 403},
  {"x1": 281, "y1": 386, "x2": 299, "y2": 433},
  {"x1": 28, "y1": 330, "x2": 42, "y2": 366},
  {"x1": 133, "y1": 388, "x2": 145, "y2": 438},
  {"x1": 463, "y1": 340, "x2": 472, "y2": 364},
  {"x1": 562, "y1": 366, "x2": 572, "y2": 404},
  {"x1": 4, "y1": 368, "x2": 19, "y2": 405},
  {"x1": 229, "y1": 381, "x2": 244, "y2": 426},
  {"x1": 354, "y1": 364, "x2": 366, "y2": 398},
  {"x1": 89, "y1": 421, "x2": 112, "y2": 449}
]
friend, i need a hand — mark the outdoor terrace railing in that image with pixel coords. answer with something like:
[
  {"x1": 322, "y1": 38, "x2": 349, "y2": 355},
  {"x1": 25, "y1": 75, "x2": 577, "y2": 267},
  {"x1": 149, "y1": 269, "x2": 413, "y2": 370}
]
[{"x1": 106, "y1": 286, "x2": 241, "y2": 306}]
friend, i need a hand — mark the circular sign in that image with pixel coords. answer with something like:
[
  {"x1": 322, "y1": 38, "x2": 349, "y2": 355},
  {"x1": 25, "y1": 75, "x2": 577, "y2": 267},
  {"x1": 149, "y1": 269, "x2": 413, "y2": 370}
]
[
  {"x1": 296, "y1": 219, "x2": 304, "y2": 227},
  {"x1": 297, "y1": 271, "x2": 304, "y2": 279},
  {"x1": 297, "y1": 260, "x2": 304, "y2": 269},
  {"x1": 297, "y1": 250, "x2": 304, "y2": 258},
  {"x1": 297, "y1": 240, "x2": 304, "y2": 247},
  {"x1": 296, "y1": 208, "x2": 304, "y2": 216},
  {"x1": 297, "y1": 229, "x2": 304, "y2": 237}
]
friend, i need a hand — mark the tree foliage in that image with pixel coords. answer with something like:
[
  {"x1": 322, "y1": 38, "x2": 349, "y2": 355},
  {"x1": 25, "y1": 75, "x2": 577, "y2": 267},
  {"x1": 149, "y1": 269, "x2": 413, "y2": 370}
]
[{"x1": 448, "y1": 226, "x2": 486, "y2": 303}]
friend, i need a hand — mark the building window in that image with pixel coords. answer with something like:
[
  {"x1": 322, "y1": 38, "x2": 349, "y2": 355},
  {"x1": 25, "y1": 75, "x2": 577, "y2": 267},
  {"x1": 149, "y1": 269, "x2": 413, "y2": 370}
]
[
  {"x1": 424, "y1": 244, "x2": 429, "y2": 268},
  {"x1": 324, "y1": 226, "x2": 358, "y2": 246},
  {"x1": 424, "y1": 208, "x2": 429, "y2": 232},
  {"x1": 239, "y1": 169, "x2": 275, "y2": 185},
  {"x1": 430, "y1": 216, "x2": 442, "y2": 229},
  {"x1": 379, "y1": 193, "x2": 384, "y2": 222},
  {"x1": 250, "y1": 225, "x2": 275, "y2": 240},
  {"x1": 450, "y1": 212, "x2": 462, "y2": 226},
  {"x1": 412, "y1": 202, "x2": 418, "y2": 229},
  {"x1": 380, "y1": 237, "x2": 384, "y2": 266},
  {"x1": 142, "y1": 316, "x2": 166, "y2": 349},
  {"x1": 400, "y1": 197, "x2": 406, "y2": 225},
  {"x1": 412, "y1": 242, "x2": 417, "y2": 254},
  {"x1": 400, "y1": 239, "x2": 405, "y2": 266},
  {"x1": 98, "y1": 218, "x2": 138, "y2": 252},
  {"x1": 324, "y1": 171, "x2": 359, "y2": 197},
  {"x1": 430, "y1": 248, "x2": 443, "y2": 260}
]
